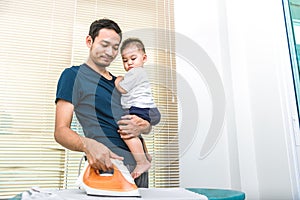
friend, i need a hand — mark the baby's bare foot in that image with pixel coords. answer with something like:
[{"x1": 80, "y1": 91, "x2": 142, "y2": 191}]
[{"x1": 131, "y1": 161, "x2": 151, "y2": 179}]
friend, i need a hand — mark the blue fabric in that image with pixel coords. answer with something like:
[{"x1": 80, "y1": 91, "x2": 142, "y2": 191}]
[
  {"x1": 125, "y1": 106, "x2": 161, "y2": 126},
  {"x1": 186, "y1": 188, "x2": 245, "y2": 200},
  {"x1": 129, "y1": 106, "x2": 151, "y2": 123},
  {"x1": 55, "y1": 64, "x2": 135, "y2": 165},
  {"x1": 8, "y1": 193, "x2": 21, "y2": 200}
]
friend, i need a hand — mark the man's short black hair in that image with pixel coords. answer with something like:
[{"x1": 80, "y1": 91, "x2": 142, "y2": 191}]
[{"x1": 89, "y1": 18, "x2": 122, "y2": 42}]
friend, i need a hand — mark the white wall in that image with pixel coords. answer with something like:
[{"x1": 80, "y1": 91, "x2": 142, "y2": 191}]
[{"x1": 175, "y1": 0, "x2": 300, "y2": 199}]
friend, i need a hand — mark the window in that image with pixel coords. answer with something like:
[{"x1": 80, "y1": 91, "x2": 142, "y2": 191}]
[
  {"x1": 283, "y1": 0, "x2": 300, "y2": 122},
  {"x1": 0, "y1": 0, "x2": 178, "y2": 198}
]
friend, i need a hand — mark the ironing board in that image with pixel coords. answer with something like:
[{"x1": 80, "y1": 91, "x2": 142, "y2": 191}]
[{"x1": 10, "y1": 188, "x2": 208, "y2": 200}]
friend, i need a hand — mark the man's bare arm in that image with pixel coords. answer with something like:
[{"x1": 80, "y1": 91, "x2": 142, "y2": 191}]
[
  {"x1": 54, "y1": 99, "x2": 123, "y2": 171},
  {"x1": 54, "y1": 99, "x2": 84, "y2": 151}
]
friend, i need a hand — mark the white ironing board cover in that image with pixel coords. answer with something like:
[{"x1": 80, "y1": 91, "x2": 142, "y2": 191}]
[{"x1": 39, "y1": 188, "x2": 208, "y2": 200}]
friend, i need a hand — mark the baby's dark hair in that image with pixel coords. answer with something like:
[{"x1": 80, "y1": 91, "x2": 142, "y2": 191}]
[
  {"x1": 120, "y1": 38, "x2": 146, "y2": 54},
  {"x1": 89, "y1": 18, "x2": 122, "y2": 42}
]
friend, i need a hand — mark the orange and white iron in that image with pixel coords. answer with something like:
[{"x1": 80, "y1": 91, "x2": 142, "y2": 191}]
[{"x1": 77, "y1": 158, "x2": 141, "y2": 197}]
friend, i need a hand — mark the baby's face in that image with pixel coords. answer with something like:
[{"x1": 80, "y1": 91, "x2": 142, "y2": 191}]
[{"x1": 121, "y1": 45, "x2": 147, "y2": 71}]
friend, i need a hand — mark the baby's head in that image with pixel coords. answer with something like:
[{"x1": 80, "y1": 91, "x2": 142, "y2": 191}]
[
  {"x1": 121, "y1": 38, "x2": 145, "y2": 54},
  {"x1": 120, "y1": 38, "x2": 147, "y2": 71}
]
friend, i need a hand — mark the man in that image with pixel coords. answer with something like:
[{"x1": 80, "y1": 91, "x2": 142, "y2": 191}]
[{"x1": 54, "y1": 19, "x2": 151, "y2": 187}]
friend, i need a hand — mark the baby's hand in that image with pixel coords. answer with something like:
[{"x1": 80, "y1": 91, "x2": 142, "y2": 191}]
[
  {"x1": 114, "y1": 75, "x2": 123, "y2": 86},
  {"x1": 114, "y1": 76, "x2": 127, "y2": 94}
]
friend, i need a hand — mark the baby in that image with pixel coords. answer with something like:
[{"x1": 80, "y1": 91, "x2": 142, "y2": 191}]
[{"x1": 115, "y1": 38, "x2": 161, "y2": 179}]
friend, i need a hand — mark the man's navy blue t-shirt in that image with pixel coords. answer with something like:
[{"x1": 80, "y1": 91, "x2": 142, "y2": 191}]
[{"x1": 55, "y1": 64, "x2": 135, "y2": 165}]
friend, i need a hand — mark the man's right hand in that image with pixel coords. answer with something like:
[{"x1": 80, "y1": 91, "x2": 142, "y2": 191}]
[{"x1": 82, "y1": 137, "x2": 124, "y2": 172}]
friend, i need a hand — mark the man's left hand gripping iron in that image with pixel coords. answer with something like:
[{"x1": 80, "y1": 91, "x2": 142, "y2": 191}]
[{"x1": 77, "y1": 158, "x2": 141, "y2": 197}]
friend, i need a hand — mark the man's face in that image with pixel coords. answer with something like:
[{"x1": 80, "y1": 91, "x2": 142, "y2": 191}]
[{"x1": 88, "y1": 28, "x2": 121, "y2": 67}]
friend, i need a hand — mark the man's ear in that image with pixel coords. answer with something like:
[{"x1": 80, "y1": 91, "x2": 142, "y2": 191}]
[{"x1": 86, "y1": 35, "x2": 93, "y2": 48}]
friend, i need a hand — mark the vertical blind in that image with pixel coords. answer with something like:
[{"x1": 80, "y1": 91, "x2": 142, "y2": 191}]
[{"x1": 0, "y1": 0, "x2": 178, "y2": 198}]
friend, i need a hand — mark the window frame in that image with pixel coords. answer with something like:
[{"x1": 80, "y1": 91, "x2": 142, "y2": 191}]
[{"x1": 283, "y1": 0, "x2": 300, "y2": 124}]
